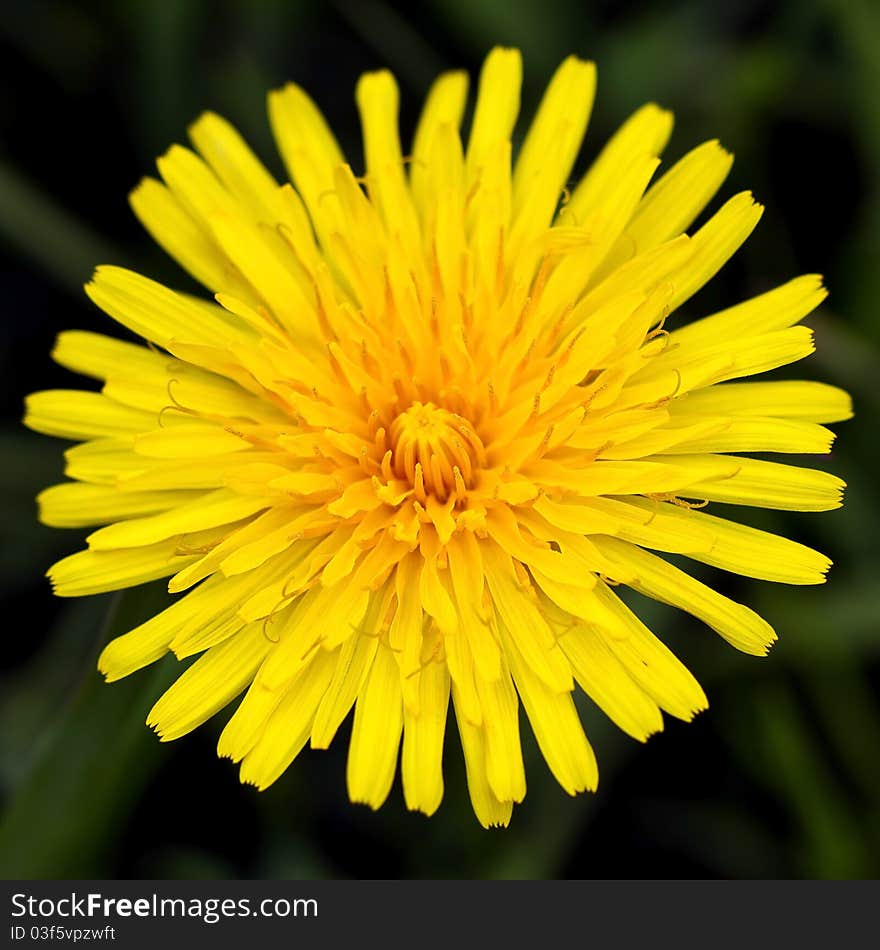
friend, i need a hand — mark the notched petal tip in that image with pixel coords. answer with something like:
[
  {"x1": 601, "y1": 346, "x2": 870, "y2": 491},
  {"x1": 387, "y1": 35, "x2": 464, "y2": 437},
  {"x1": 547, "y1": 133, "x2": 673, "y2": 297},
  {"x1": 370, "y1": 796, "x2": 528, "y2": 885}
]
[
  {"x1": 356, "y1": 67, "x2": 397, "y2": 88},
  {"x1": 487, "y1": 44, "x2": 521, "y2": 60},
  {"x1": 268, "y1": 79, "x2": 301, "y2": 99},
  {"x1": 238, "y1": 767, "x2": 269, "y2": 791},
  {"x1": 186, "y1": 109, "x2": 223, "y2": 136},
  {"x1": 757, "y1": 632, "x2": 779, "y2": 657},
  {"x1": 564, "y1": 52, "x2": 596, "y2": 67},
  {"x1": 21, "y1": 393, "x2": 42, "y2": 431},
  {"x1": 404, "y1": 799, "x2": 443, "y2": 820},
  {"x1": 635, "y1": 720, "x2": 665, "y2": 744},
  {"x1": 348, "y1": 795, "x2": 385, "y2": 813},
  {"x1": 637, "y1": 101, "x2": 675, "y2": 129},
  {"x1": 145, "y1": 717, "x2": 167, "y2": 740},
  {"x1": 733, "y1": 189, "x2": 764, "y2": 216},
  {"x1": 87, "y1": 262, "x2": 125, "y2": 285},
  {"x1": 127, "y1": 175, "x2": 154, "y2": 201},
  {"x1": 96, "y1": 655, "x2": 121, "y2": 684}
]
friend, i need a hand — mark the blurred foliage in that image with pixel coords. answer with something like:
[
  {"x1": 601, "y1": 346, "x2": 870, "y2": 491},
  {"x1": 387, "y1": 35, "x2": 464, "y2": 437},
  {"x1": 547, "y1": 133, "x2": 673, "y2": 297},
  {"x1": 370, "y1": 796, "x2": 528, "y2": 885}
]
[{"x1": 0, "y1": 0, "x2": 878, "y2": 879}]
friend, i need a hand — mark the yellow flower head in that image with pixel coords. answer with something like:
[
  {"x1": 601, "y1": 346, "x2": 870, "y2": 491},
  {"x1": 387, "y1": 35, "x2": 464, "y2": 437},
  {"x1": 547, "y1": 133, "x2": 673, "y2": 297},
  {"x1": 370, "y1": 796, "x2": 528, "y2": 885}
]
[{"x1": 25, "y1": 48, "x2": 850, "y2": 827}]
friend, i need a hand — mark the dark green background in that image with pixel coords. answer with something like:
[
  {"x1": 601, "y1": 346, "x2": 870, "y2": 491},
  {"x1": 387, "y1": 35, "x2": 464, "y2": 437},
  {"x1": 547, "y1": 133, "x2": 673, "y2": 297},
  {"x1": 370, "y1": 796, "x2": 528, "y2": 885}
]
[{"x1": 1, "y1": 0, "x2": 878, "y2": 879}]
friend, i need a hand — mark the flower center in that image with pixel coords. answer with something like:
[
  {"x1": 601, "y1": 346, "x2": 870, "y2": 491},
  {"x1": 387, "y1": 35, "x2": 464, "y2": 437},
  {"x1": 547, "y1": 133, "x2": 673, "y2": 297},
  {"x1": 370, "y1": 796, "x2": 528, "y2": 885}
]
[{"x1": 389, "y1": 402, "x2": 486, "y2": 502}]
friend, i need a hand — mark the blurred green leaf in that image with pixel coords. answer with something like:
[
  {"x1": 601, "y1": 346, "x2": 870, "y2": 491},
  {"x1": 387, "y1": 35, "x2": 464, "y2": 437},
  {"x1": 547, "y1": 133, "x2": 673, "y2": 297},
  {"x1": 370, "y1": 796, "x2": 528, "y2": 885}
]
[
  {"x1": 0, "y1": 584, "x2": 178, "y2": 878},
  {"x1": 636, "y1": 801, "x2": 786, "y2": 878},
  {"x1": 0, "y1": 163, "x2": 126, "y2": 294},
  {"x1": 722, "y1": 682, "x2": 875, "y2": 878},
  {"x1": 135, "y1": 846, "x2": 238, "y2": 880},
  {"x1": 0, "y1": 429, "x2": 67, "y2": 591},
  {"x1": 807, "y1": 662, "x2": 880, "y2": 804},
  {"x1": 0, "y1": 597, "x2": 106, "y2": 792},
  {"x1": 428, "y1": 0, "x2": 571, "y2": 73},
  {"x1": 123, "y1": 0, "x2": 205, "y2": 154},
  {"x1": 332, "y1": 0, "x2": 444, "y2": 91}
]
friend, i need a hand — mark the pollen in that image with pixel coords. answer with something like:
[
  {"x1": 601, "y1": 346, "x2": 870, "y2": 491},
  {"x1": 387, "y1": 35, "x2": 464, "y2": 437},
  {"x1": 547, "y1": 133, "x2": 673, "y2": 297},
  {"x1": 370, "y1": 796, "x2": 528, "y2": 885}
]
[{"x1": 389, "y1": 403, "x2": 485, "y2": 501}]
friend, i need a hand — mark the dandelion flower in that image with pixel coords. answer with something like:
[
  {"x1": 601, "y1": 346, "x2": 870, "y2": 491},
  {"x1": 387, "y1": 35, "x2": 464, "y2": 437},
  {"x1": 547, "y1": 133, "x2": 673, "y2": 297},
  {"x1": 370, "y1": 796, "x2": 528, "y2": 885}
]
[{"x1": 25, "y1": 48, "x2": 851, "y2": 827}]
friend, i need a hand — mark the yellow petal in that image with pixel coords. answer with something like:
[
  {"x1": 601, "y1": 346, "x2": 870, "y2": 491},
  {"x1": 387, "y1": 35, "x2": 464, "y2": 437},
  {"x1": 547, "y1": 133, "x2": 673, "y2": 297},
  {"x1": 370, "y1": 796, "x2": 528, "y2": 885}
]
[
  {"x1": 52, "y1": 330, "x2": 165, "y2": 381},
  {"x1": 542, "y1": 152, "x2": 660, "y2": 313},
  {"x1": 356, "y1": 70, "x2": 420, "y2": 248},
  {"x1": 147, "y1": 622, "x2": 272, "y2": 741},
  {"x1": 475, "y1": 666, "x2": 526, "y2": 803},
  {"x1": 85, "y1": 266, "x2": 250, "y2": 348},
  {"x1": 634, "y1": 325, "x2": 816, "y2": 389},
  {"x1": 347, "y1": 643, "x2": 404, "y2": 809},
  {"x1": 418, "y1": 529, "x2": 458, "y2": 633},
  {"x1": 85, "y1": 488, "x2": 269, "y2": 550},
  {"x1": 129, "y1": 176, "x2": 247, "y2": 295},
  {"x1": 389, "y1": 553, "x2": 425, "y2": 681},
  {"x1": 256, "y1": 579, "x2": 371, "y2": 690},
  {"x1": 617, "y1": 139, "x2": 733, "y2": 253},
  {"x1": 559, "y1": 625, "x2": 663, "y2": 741},
  {"x1": 672, "y1": 274, "x2": 826, "y2": 348},
  {"x1": 668, "y1": 453, "x2": 846, "y2": 511},
  {"x1": 117, "y1": 452, "x2": 279, "y2": 492},
  {"x1": 524, "y1": 457, "x2": 737, "y2": 499},
  {"x1": 465, "y1": 47, "x2": 522, "y2": 179},
  {"x1": 311, "y1": 603, "x2": 382, "y2": 749},
  {"x1": 482, "y1": 543, "x2": 573, "y2": 692},
  {"x1": 188, "y1": 111, "x2": 280, "y2": 222},
  {"x1": 659, "y1": 415, "x2": 835, "y2": 455},
  {"x1": 509, "y1": 56, "x2": 596, "y2": 252},
  {"x1": 102, "y1": 366, "x2": 276, "y2": 421},
  {"x1": 444, "y1": 623, "x2": 482, "y2": 727},
  {"x1": 577, "y1": 495, "x2": 714, "y2": 555},
  {"x1": 452, "y1": 683, "x2": 513, "y2": 829},
  {"x1": 590, "y1": 582, "x2": 708, "y2": 721},
  {"x1": 674, "y1": 380, "x2": 852, "y2": 423},
  {"x1": 24, "y1": 390, "x2": 155, "y2": 440},
  {"x1": 133, "y1": 423, "x2": 250, "y2": 458},
  {"x1": 664, "y1": 191, "x2": 763, "y2": 313},
  {"x1": 410, "y1": 70, "x2": 468, "y2": 215},
  {"x1": 447, "y1": 531, "x2": 502, "y2": 682},
  {"x1": 593, "y1": 536, "x2": 777, "y2": 655},
  {"x1": 501, "y1": 624, "x2": 598, "y2": 795},
  {"x1": 513, "y1": 55, "x2": 595, "y2": 209},
  {"x1": 37, "y1": 482, "x2": 200, "y2": 528},
  {"x1": 624, "y1": 498, "x2": 832, "y2": 584},
  {"x1": 207, "y1": 211, "x2": 320, "y2": 343},
  {"x1": 562, "y1": 102, "x2": 672, "y2": 226},
  {"x1": 216, "y1": 509, "x2": 327, "y2": 581},
  {"x1": 63, "y1": 438, "x2": 140, "y2": 484},
  {"x1": 217, "y1": 679, "x2": 285, "y2": 764},
  {"x1": 237, "y1": 647, "x2": 338, "y2": 788},
  {"x1": 402, "y1": 659, "x2": 450, "y2": 816},
  {"x1": 98, "y1": 575, "x2": 225, "y2": 681},
  {"x1": 268, "y1": 82, "x2": 345, "y2": 244},
  {"x1": 48, "y1": 536, "x2": 204, "y2": 597}
]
